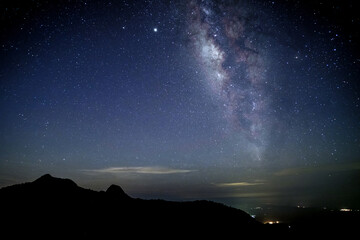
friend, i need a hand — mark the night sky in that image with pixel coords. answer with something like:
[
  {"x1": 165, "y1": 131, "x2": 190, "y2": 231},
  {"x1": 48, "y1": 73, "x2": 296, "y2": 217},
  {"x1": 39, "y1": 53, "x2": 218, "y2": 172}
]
[{"x1": 1, "y1": 0, "x2": 360, "y2": 210}]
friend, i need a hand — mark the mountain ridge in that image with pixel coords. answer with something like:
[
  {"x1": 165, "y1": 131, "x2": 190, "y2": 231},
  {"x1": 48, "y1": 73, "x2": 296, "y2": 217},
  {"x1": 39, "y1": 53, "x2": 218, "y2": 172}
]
[{"x1": 0, "y1": 174, "x2": 286, "y2": 238}]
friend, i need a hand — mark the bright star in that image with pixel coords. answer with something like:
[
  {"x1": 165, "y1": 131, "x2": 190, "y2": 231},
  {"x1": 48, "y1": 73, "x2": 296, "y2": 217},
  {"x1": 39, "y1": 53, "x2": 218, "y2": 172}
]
[{"x1": 153, "y1": 27, "x2": 158, "y2": 32}]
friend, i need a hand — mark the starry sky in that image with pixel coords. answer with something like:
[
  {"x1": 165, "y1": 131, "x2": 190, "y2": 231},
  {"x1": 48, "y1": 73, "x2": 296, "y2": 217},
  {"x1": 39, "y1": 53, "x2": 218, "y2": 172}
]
[{"x1": 1, "y1": 0, "x2": 360, "y2": 209}]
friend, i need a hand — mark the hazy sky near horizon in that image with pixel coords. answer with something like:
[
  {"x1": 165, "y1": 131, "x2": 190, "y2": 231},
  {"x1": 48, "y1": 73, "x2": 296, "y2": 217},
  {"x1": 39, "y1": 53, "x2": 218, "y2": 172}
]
[{"x1": 1, "y1": 0, "x2": 360, "y2": 209}]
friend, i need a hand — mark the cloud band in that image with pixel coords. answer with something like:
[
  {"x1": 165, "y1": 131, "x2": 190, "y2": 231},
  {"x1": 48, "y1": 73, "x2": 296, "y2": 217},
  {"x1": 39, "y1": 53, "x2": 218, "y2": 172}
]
[{"x1": 82, "y1": 166, "x2": 196, "y2": 175}]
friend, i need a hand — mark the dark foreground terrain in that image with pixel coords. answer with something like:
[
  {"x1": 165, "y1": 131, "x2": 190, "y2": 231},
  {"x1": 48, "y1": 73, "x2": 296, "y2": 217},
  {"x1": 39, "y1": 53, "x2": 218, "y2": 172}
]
[
  {"x1": 0, "y1": 174, "x2": 358, "y2": 238},
  {"x1": 0, "y1": 174, "x2": 284, "y2": 238}
]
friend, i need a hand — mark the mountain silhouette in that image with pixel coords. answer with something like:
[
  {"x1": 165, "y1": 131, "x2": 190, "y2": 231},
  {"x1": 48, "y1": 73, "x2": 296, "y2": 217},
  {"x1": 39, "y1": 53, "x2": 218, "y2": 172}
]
[
  {"x1": 0, "y1": 174, "x2": 288, "y2": 238},
  {"x1": 106, "y1": 184, "x2": 131, "y2": 200}
]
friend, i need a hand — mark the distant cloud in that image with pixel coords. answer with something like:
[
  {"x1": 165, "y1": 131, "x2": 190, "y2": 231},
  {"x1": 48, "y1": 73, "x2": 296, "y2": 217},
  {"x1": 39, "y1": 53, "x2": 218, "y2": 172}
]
[
  {"x1": 215, "y1": 181, "x2": 265, "y2": 187},
  {"x1": 274, "y1": 162, "x2": 360, "y2": 176},
  {"x1": 82, "y1": 166, "x2": 196, "y2": 175},
  {"x1": 228, "y1": 192, "x2": 276, "y2": 198}
]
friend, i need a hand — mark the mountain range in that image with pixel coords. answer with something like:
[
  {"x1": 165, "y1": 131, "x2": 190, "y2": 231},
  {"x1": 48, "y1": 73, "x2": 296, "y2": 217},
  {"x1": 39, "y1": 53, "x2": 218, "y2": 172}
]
[{"x1": 0, "y1": 174, "x2": 291, "y2": 238}]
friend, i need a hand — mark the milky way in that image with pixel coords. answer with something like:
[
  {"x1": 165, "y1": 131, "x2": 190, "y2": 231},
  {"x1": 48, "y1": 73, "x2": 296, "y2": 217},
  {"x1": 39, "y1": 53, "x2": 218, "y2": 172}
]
[{"x1": 187, "y1": 0, "x2": 270, "y2": 160}]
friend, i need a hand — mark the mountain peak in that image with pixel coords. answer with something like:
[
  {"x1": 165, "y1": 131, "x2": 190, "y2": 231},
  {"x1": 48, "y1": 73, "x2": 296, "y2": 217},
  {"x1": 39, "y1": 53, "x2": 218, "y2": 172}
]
[
  {"x1": 36, "y1": 174, "x2": 54, "y2": 181},
  {"x1": 106, "y1": 184, "x2": 130, "y2": 199},
  {"x1": 33, "y1": 174, "x2": 77, "y2": 188}
]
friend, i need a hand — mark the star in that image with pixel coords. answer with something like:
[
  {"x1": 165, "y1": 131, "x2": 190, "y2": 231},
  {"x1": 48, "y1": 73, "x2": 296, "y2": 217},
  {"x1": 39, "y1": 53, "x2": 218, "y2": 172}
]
[{"x1": 153, "y1": 27, "x2": 158, "y2": 32}]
